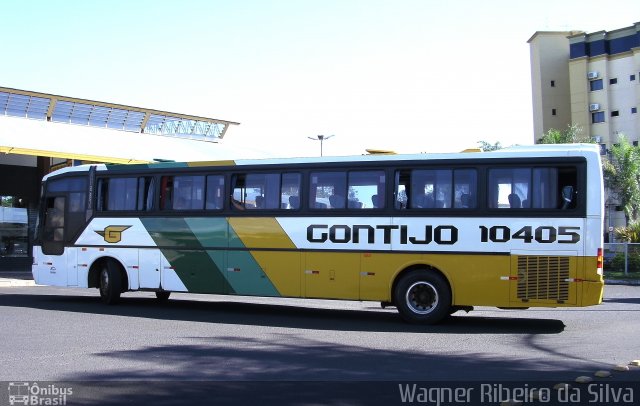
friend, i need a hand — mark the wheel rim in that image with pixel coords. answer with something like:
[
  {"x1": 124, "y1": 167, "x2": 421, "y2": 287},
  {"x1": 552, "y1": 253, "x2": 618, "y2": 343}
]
[
  {"x1": 100, "y1": 268, "x2": 109, "y2": 296},
  {"x1": 405, "y1": 281, "x2": 438, "y2": 314}
]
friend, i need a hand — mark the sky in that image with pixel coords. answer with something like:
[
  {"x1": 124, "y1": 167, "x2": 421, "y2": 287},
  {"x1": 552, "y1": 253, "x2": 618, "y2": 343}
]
[{"x1": 0, "y1": 0, "x2": 637, "y2": 159}]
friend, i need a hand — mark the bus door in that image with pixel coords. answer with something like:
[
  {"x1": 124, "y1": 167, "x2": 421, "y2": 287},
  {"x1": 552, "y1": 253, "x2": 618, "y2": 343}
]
[
  {"x1": 39, "y1": 176, "x2": 88, "y2": 286},
  {"x1": 39, "y1": 195, "x2": 69, "y2": 286},
  {"x1": 139, "y1": 249, "x2": 161, "y2": 289}
]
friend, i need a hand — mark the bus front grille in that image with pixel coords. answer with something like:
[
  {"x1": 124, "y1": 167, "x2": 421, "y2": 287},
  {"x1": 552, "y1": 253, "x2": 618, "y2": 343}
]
[{"x1": 517, "y1": 256, "x2": 570, "y2": 302}]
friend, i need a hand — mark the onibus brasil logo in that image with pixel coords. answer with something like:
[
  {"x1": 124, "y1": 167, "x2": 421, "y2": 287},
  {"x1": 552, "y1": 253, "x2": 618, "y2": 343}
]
[
  {"x1": 8, "y1": 382, "x2": 73, "y2": 405},
  {"x1": 95, "y1": 225, "x2": 131, "y2": 243}
]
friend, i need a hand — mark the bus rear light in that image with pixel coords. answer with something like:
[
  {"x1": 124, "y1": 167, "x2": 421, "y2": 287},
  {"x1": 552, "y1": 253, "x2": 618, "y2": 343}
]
[{"x1": 597, "y1": 248, "x2": 604, "y2": 275}]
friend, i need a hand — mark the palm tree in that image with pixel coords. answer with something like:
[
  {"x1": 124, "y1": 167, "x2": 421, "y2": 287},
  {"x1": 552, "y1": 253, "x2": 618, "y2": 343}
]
[{"x1": 603, "y1": 135, "x2": 640, "y2": 224}]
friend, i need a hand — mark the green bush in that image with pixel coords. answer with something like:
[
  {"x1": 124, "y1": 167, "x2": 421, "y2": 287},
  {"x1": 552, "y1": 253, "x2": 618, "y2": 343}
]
[{"x1": 610, "y1": 252, "x2": 640, "y2": 273}]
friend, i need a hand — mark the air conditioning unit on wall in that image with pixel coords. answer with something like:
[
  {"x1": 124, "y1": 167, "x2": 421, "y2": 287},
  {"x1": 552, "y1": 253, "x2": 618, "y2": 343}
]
[
  {"x1": 589, "y1": 103, "x2": 601, "y2": 111},
  {"x1": 587, "y1": 71, "x2": 599, "y2": 79}
]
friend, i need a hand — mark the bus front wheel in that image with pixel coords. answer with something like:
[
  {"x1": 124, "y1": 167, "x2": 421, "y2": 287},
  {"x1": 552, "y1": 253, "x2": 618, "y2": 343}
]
[
  {"x1": 155, "y1": 291, "x2": 171, "y2": 301},
  {"x1": 99, "y1": 261, "x2": 122, "y2": 305},
  {"x1": 394, "y1": 271, "x2": 451, "y2": 324}
]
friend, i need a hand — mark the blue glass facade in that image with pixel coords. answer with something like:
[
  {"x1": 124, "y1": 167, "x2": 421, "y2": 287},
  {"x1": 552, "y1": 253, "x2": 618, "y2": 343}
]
[{"x1": 570, "y1": 25, "x2": 640, "y2": 59}]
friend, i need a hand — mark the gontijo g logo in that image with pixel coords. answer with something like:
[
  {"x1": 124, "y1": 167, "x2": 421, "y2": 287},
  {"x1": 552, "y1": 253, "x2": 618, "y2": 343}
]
[{"x1": 95, "y1": 225, "x2": 131, "y2": 243}]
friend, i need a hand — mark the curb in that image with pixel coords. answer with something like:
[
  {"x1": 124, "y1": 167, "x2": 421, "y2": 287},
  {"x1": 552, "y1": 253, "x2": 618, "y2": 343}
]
[
  {"x1": 0, "y1": 278, "x2": 37, "y2": 287},
  {"x1": 604, "y1": 279, "x2": 640, "y2": 286}
]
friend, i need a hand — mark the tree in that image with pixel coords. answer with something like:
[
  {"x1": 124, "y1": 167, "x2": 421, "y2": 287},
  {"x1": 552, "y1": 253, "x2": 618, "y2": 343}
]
[
  {"x1": 537, "y1": 124, "x2": 590, "y2": 144},
  {"x1": 602, "y1": 135, "x2": 640, "y2": 224},
  {"x1": 614, "y1": 221, "x2": 640, "y2": 243},
  {"x1": 477, "y1": 141, "x2": 502, "y2": 151}
]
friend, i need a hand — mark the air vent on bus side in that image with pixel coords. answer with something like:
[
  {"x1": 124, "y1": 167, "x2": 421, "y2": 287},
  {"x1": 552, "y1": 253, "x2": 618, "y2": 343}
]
[{"x1": 517, "y1": 256, "x2": 570, "y2": 302}]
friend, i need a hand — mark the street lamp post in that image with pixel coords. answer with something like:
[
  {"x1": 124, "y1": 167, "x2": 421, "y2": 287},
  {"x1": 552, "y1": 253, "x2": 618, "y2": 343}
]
[{"x1": 307, "y1": 134, "x2": 334, "y2": 157}]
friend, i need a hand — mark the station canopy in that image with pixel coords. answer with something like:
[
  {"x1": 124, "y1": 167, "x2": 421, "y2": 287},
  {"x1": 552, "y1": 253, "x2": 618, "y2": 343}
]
[{"x1": 0, "y1": 87, "x2": 243, "y2": 163}]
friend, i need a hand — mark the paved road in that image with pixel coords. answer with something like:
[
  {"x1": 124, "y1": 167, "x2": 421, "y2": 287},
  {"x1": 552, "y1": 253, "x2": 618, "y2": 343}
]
[{"x1": 1, "y1": 284, "x2": 639, "y2": 404}]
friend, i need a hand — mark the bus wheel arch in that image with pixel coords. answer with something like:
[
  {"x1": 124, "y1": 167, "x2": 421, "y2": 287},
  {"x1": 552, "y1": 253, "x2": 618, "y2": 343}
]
[
  {"x1": 391, "y1": 265, "x2": 452, "y2": 324},
  {"x1": 89, "y1": 257, "x2": 128, "y2": 304}
]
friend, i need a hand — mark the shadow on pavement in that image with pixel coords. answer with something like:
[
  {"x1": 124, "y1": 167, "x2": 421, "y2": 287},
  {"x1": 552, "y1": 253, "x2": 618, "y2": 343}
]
[{"x1": 0, "y1": 291, "x2": 565, "y2": 335}]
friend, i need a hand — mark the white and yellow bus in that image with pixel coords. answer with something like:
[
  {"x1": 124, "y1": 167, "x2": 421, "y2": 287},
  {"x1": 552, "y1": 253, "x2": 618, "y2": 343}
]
[{"x1": 32, "y1": 143, "x2": 605, "y2": 324}]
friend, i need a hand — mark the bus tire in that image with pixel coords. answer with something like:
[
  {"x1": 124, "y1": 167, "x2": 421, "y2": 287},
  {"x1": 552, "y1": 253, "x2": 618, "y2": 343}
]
[
  {"x1": 99, "y1": 260, "x2": 122, "y2": 305},
  {"x1": 394, "y1": 271, "x2": 451, "y2": 324},
  {"x1": 155, "y1": 291, "x2": 171, "y2": 301}
]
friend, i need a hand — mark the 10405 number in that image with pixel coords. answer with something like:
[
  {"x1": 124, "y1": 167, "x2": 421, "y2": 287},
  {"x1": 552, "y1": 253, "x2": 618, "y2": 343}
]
[{"x1": 479, "y1": 226, "x2": 580, "y2": 244}]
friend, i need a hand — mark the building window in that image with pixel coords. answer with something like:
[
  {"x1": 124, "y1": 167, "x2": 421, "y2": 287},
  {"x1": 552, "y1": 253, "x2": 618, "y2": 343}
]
[
  {"x1": 552, "y1": 108, "x2": 556, "y2": 116},
  {"x1": 592, "y1": 111, "x2": 605, "y2": 123},
  {"x1": 0, "y1": 196, "x2": 28, "y2": 257},
  {"x1": 634, "y1": 141, "x2": 639, "y2": 147},
  {"x1": 632, "y1": 107, "x2": 637, "y2": 114},
  {"x1": 631, "y1": 74, "x2": 636, "y2": 81},
  {"x1": 609, "y1": 78, "x2": 618, "y2": 85},
  {"x1": 550, "y1": 80, "x2": 555, "y2": 87},
  {"x1": 611, "y1": 110, "x2": 620, "y2": 117},
  {"x1": 590, "y1": 79, "x2": 603, "y2": 91}
]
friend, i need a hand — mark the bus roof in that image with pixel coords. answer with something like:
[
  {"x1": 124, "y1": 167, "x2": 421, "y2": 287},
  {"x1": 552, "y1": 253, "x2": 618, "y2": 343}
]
[{"x1": 43, "y1": 143, "x2": 601, "y2": 180}]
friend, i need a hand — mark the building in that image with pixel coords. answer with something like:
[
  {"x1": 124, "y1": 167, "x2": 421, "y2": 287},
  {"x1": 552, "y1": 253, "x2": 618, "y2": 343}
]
[
  {"x1": 528, "y1": 22, "x2": 639, "y2": 149},
  {"x1": 0, "y1": 86, "x2": 240, "y2": 271},
  {"x1": 529, "y1": 22, "x2": 639, "y2": 235}
]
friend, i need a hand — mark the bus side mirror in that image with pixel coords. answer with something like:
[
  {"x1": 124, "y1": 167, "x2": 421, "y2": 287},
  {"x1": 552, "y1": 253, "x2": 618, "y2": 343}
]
[{"x1": 561, "y1": 186, "x2": 574, "y2": 209}]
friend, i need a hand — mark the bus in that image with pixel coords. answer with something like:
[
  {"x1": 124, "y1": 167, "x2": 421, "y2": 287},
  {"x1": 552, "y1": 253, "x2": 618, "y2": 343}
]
[{"x1": 32, "y1": 143, "x2": 605, "y2": 324}]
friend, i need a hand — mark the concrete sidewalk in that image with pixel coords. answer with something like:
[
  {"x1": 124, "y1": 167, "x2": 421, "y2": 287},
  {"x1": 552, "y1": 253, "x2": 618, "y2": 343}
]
[{"x1": 0, "y1": 271, "x2": 37, "y2": 287}]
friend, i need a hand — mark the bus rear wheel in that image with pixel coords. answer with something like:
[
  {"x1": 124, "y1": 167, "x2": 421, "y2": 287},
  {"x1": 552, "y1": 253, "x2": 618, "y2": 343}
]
[
  {"x1": 99, "y1": 261, "x2": 122, "y2": 305},
  {"x1": 394, "y1": 271, "x2": 451, "y2": 324}
]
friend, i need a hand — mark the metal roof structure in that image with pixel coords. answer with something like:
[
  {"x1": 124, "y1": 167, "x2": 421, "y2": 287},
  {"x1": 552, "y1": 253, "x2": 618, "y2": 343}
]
[
  {"x1": 0, "y1": 87, "x2": 239, "y2": 141},
  {"x1": 0, "y1": 86, "x2": 241, "y2": 164}
]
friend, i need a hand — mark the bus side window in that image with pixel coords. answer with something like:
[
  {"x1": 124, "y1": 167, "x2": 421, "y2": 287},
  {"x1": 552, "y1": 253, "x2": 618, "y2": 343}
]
[
  {"x1": 206, "y1": 175, "x2": 224, "y2": 210},
  {"x1": 44, "y1": 196, "x2": 65, "y2": 246},
  {"x1": 309, "y1": 171, "x2": 346, "y2": 210},
  {"x1": 348, "y1": 170, "x2": 385, "y2": 209},
  {"x1": 394, "y1": 170, "x2": 409, "y2": 209},
  {"x1": 454, "y1": 169, "x2": 477, "y2": 209},
  {"x1": 160, "y1": 177, "x2": 174, "y2": 210},
  {"x1": 282, "y1": 173, "x2": 301, "y2": 210},
  {"x1": 171, "y1": 176, "x2": 205, "y2": 210},
  {"x1": 137, "y1": 177, "x2": 155, "y2": 211}
]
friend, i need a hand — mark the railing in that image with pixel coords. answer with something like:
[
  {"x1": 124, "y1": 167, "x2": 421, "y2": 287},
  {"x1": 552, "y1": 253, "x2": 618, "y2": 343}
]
[{"x1": 603, "y1": 243, "x2": 640, "y2": 276}]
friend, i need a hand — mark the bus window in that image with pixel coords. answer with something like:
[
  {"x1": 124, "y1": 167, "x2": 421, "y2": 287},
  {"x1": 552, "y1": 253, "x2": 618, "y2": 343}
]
[
  {"x1": 205, "y1": 175, "x2": 224, "y2": 210},
  {"x1": 232, "y1": 173, "x2": 282, "y2": 210},
  {"x1": 488, "y1": 167, "x2": 577, "y2": 210},
  {"x1": 348, "y1": 171, "x2": 385, "y2": 209},
  {"x1": 136, "y1": 177, "x2": 155, "y2": 211},
  {"x1": 282, "y1": 173, "x2": 301, "y2": 210},
  {"x1": 310, "y1": 172, "x2": 346, "y2": 209},
  {"x1": 45, "y1": 196, "x2": 65, "y2": 241},
  {"x1": 99, "y1": 177, "x2": 154, "y2": 211},
  {"x1": 170, "y1": 176, "x2": 205, "y2": 210},
  {"x1": 453, "y1": 169, "x2": 477, "y2": 209},
  {"x1": 41, "y1": 176, "x2": 87, "y2": 255},
  {"x1": 395, "y1": 171, "x2": 409, "y2": 209},
  {"x1": 488, "y1": 168, "x2": 529, "y2": 209},
  {"x1": 396, "y1": 168, "x2": 476, "y2": 210},
  {"x1": 396, "y1": 169, "x2": 453, "y2": 209},
  {"x1": 99, "y1": 178, "x2": 138, "y2": 211}
]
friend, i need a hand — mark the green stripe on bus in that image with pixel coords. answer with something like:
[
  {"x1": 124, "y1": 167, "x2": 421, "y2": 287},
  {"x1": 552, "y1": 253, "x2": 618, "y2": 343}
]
[
  {"x1": 140, "y1": 217, "x2": 230, "y2": 294},
  {"x1": 185, "y1": 218, "x2": 280, "y2": 297}
]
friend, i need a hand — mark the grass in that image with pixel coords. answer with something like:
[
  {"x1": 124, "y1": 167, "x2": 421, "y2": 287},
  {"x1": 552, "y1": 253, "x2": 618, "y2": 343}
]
[{"x1": 603, "y1": 270, "x2": 640, "y2": 280}]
